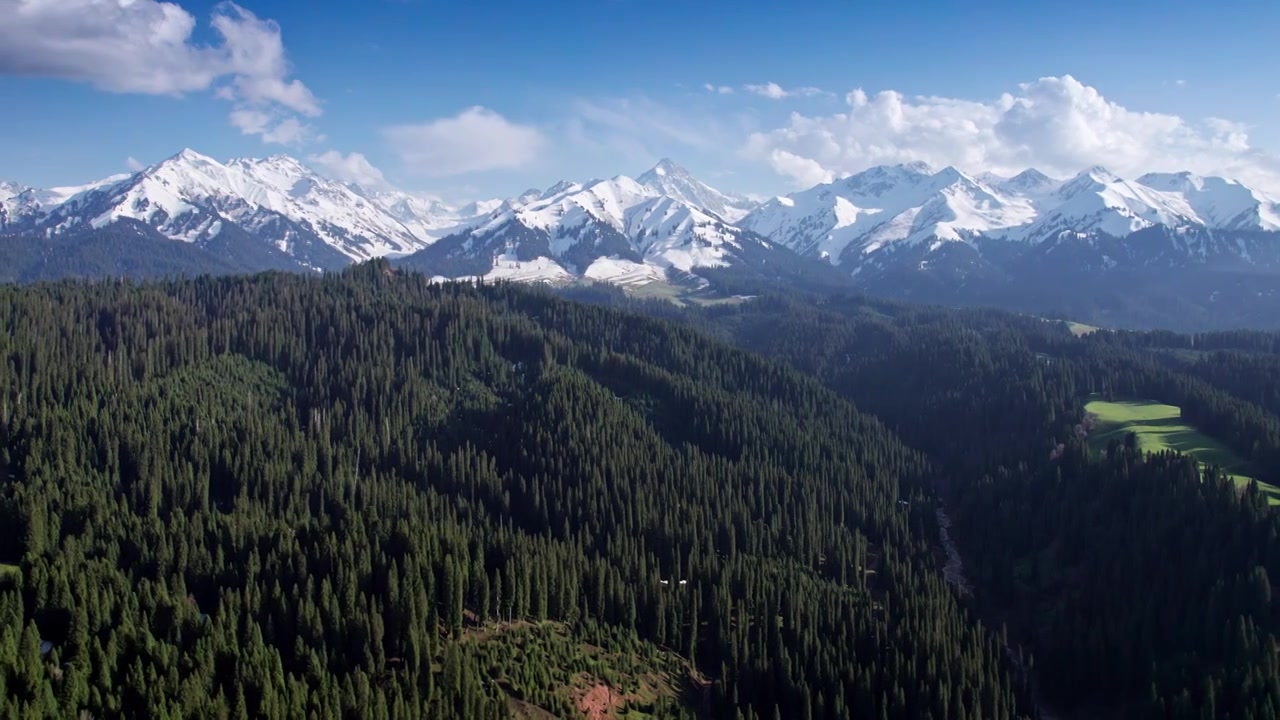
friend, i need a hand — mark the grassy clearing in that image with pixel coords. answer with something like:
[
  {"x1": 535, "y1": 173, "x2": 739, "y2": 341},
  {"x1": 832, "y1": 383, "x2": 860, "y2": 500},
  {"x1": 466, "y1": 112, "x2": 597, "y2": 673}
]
[
  {"x1": 1067, "y1": 321, "x2": 1101, "y2": 337},
  {"x1": 1085, "y1": 397, "x2": 1280, "y2": 504},
  {"x1": 1032, "y1": 316, "x2": 1103, "y2": 336},
  {"x1": 624, "y1": 281, "x2": 688, "y2": 306},
  {"x1": 685, "y1": 294, "x2": 752, "y2": 307}
]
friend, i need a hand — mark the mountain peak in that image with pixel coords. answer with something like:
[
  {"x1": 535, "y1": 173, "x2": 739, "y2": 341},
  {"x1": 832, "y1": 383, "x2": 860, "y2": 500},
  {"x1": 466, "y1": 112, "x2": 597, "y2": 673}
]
[
  {"x1": 539, "y1": 180, "x2": 578, "y2": 200},
  {"x1": 263, "y1": 154, "x2": 308, "y2": 169},
  {"x1": 639, "y1": 158, "x2": 692, "y2": 182},
  {"x1": 999, "y1": 168, "x2": 1058, "y2": 194},
  {"x1": 853, "y1": 161, "x2": 936, "y2": 181},
  {"x1": 1011, "y1": 168, "x2": 1050, "y2": 183},
  {"x1": 231, "y1": 154, "x2": 311, "y2": 174},
  {"x1": 839, "y1": 163, "x2": 936, "y2": 195},
  {"x1": 899, "y1": 160, "x2": 936, "y2": 175},
  {"x1": 934, "y1": 166, "x2": 965, "y2": 181},
  {"x1": 168, "y1": 148, "x2": 218, "y2": 166},
  {"x1": 652, "y1": 158, "x2": 680, "y2": 174},
  {"x1": 633, "y1": 161, "x2": 757, "y2": 222},
  {"x1": 1076, "y1": 165, "x2": 1117, "y2": 182}
]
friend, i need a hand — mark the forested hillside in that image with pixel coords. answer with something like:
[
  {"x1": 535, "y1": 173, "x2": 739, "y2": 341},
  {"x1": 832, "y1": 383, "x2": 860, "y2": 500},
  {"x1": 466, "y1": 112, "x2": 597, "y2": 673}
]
[
  {"x1": 0, "y1": 220, "x2": 310, "y2": 283},
  {"x1": 5, "y1": 262, "x2": 1280, "y2": 720},
  {"x1": 0, "y1": 264, "x2": 1025, "y2": 719},
  {"x1": 608, "y1": 290, "x2": 1280, "y2": 719}
]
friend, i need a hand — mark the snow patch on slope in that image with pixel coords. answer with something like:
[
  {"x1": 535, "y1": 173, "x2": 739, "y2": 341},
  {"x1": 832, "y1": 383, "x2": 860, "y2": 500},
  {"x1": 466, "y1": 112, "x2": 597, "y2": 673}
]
[{"x1": 583, "y1": 257, "x2": 667, "y2": 285}]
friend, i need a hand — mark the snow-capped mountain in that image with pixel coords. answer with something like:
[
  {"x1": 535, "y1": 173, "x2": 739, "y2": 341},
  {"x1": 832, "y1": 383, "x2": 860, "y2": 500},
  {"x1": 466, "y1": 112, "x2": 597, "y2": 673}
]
[
  {"x1": 987, "y1": 169, "x2": 1059, "y2": 198},
  {"x1": 1006, "y1": 166, "x2": 1200, "y2": 243},
  {"x1": 50, "y1": 150, "x2": 440, "y2": 263},
  {"x1": 3, "y1": 149, "x2": 481, "y2": 270},
  {"x1": 744, "y1": 162, "x2": 1280, "y2": 274},
  {"x1": 1137, "y1": 171, "x2": 1280, "y2": 230},
  {"x1": 363, "y1": 189, "x2": 488, "y2": 244},
  {"x1": 6, "y1": 148, "x2": 1280, "y2": 321},
  {"x1": 733, "y1": 162, "x2": 1280, "y2": 331},
  {"x1": 1, "y1": 174, "x2": 133, "y2": 229},
  {"x1": 3, "y1": 151, "x2": 803, "y2": 290},
  {"x1": 636, "y1": 159, "x2": 758, "y2": 223},
  {"x1": 742, "y1": 162, "x2": 1037, "y2": 263},
  {"x1": 397, "y1": 161, "x2": 819, "y2": 289}
]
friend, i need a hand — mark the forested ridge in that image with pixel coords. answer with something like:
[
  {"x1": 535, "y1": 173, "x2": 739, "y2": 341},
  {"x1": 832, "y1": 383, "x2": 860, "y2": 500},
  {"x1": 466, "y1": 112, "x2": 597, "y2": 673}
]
[
  {"x1": 0, "y1": 264, "x2": 1026, "y2": 719},
  {"x1": 6, "y1": 263, "x2": 1280, "y2": 719},
  {"x1": 598, "y1": 290, "x2": 1280, "y2": 719}
]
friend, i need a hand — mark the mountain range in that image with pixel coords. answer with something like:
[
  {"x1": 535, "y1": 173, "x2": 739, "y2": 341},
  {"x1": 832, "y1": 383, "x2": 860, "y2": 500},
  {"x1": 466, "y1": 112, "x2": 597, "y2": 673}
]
[{"x1": 4, "y1": 149, "x2": 1280, "y2": 330}]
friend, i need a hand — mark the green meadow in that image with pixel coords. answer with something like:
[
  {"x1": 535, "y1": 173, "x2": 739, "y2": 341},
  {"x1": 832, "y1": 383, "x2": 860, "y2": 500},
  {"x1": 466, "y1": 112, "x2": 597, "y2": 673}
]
[
  {"x1": 1085, "y1": 397, "x2": 1280, "y2": 505},
  {"x1": 1066, "y1": 321, "x2": 1101, "y2": 336}
]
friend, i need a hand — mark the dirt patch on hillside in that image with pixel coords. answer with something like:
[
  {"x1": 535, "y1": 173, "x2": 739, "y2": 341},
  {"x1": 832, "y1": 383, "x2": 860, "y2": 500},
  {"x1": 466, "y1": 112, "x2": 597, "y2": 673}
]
[{"x1": 576, "y1": 683, "x2": 622, "y2": 720}]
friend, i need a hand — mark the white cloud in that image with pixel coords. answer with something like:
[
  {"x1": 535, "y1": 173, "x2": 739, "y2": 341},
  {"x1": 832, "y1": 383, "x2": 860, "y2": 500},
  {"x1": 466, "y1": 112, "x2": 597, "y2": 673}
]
[
  {"x1": 308, "y1": 150, "x2": 389, "y2": 189},
  {"x1": 229, "y1": 108, "x2": 271, "y2": 135},
  {"x1": 743, "y1": 82, "x2": 830, "y2": 100},
  {"x1": 0, "y1": 0, "x2": 319, "y2": 145},
  {"x1": 0, "y1": 0, "x2": 218, "y2": 94},
  {"x1": 744, "y1": 75, "x2": 1280, "y2": 191},
  {"x1": 126, "y1": 156, "x2": 145, "y2": 171},
  {"x1": 703, "y1": 83, "x2": 734, "y2": 95},
  {"x1": 209, "y1": 3, "x2": 319, "y2": 116},
  {"x1": 384, "y1": 107, "x2": 545, "y2": 176},
  {"x1": 258, "y1": 117, "x2": 311, "y2": 145},
  {"x1": 229, "y1": 108, "x2": 313, "y2": 145},
  {"x1": 767, "y1": 150, "x2": 834, "y2": 188}
]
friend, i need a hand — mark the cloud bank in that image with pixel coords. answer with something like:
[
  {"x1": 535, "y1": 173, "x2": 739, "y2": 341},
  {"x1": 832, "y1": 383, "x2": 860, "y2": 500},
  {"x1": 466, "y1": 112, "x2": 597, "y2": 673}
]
[
  {"x1": 308, "y1": 151, "x2": 389, "y2": 190},
  {"x1": 744, "y1": 75, "x2": 1280, "y2": 191},
  {"x1": 0, "y1": 0, "x2": 319, "y2": 145},
  {"x1": 384, "y1": 107, "x2": 546, "y2": 177}
]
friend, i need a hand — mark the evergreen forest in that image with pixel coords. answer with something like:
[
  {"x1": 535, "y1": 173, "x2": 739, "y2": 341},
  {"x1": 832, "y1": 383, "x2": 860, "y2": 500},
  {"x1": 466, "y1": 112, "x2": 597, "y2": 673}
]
[{"x1": 1, "y1": 263, "x2": 1278, "y2": 719}]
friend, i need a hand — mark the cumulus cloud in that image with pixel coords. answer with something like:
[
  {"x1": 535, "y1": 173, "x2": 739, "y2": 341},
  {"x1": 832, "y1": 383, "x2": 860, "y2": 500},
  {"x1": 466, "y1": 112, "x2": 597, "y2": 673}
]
[
  {"x1": 767, "y1": 150, "x2": 834, "y2": 188},
  {"x1": 744, "y1": 75, "x2": 1280, "y2": 191},
  {"x1": 126, "y1": 156, "x2": 145, "y2": 172},
  {"x1": 703, "y1": 83, "x2": 734, "y2": 95},
  {"x1": 228, "y1": 108, "x2": 272, "y2": 135},
  {"x1": 209, "y1": 3, "x2": 319, "y2": 117},
  {"x1": 384, "y1": 107, "x2": 545, "y2": 176},
  {"x1": 229, "y1": 108, "x2": 315, "y2": 144},
  {"x1": 257, "y1": 117, "x2": 311, "y2": 145},
  {"x1": 308, "y1": 151, "x2": 389, "y2": 189},
  {"x1": 0, "y1": 0, "x2": 319, "y2": 144},
  {"x1": 743, "y1": 82, "x2": 830, "y2": 100},
  {"x1": 0, "y1": 0, "x2": 218, "y2": 94}
]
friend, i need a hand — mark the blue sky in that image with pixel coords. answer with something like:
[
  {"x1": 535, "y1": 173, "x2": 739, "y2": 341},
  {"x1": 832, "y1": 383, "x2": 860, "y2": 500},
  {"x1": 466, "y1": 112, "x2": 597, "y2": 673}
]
[{"x1": 2, "y1": 0, "x2": 1278, "y2": 201}]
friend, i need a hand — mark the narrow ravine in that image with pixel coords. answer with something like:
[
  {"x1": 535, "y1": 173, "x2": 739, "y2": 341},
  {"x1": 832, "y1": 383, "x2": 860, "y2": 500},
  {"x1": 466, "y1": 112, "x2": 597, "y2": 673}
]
[
  {"x1": 937, "y1": 506, "x2": 1059, "y2": 720},
  {"x1": 935, "y1": 507, "x2": 972, "y2": 596}
]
